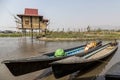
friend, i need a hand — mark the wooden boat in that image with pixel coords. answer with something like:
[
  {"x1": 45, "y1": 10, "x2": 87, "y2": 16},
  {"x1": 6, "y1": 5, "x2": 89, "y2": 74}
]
[
  {"x1": 2, "y1": 41, "x2": 102, "y2": 76},
  {"x1": 51, "y1": 42, "x2": 118, "y2": 78}
]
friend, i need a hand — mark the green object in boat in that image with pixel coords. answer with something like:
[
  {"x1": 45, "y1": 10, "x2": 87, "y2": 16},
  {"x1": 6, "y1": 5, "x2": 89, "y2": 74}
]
[{"x1": 54, "y1": 49, "x2": 66, "y2": 57}]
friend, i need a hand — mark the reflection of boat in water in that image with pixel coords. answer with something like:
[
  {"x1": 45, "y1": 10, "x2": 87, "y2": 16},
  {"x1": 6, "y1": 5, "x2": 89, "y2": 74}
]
[
  {"x1": 51, "y1": 42, "x2": 118, "y2": 78},
  {"x1": 2, "y1": 41, "x2": 102, "y2": 76}
]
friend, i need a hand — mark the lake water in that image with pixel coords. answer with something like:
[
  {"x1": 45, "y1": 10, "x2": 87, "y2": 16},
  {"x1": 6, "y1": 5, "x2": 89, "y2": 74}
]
[{"x1": 0, "y1": 37, "x2": 120, "y2": 80}]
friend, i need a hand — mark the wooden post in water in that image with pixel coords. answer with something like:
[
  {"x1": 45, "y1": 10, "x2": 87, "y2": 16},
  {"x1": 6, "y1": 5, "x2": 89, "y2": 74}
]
[{"x1": 30, "y1": 16, "x2": 33, "y2": 39}]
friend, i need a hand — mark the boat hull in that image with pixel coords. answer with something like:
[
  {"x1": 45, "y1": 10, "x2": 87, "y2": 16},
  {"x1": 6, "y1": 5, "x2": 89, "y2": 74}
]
[
  {"x1": 2, "y1": 41, "x2": 102, "y2": 76},
  {"x1": 51, "y1": 44, "x2": 118, "y2": 78},
  {"x1": 5, "y1": 59, "x2": 55, "y2": 76}
]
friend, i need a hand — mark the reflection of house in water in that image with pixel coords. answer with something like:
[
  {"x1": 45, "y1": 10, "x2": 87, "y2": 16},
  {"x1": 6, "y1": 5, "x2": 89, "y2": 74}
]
[{"x1": 17, "y1": 8, "x2": 49, "y2": 37}]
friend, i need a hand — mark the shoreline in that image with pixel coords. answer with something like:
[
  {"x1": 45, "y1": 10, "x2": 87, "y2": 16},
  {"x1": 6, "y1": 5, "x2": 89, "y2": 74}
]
[{"x1": 38, "y1": 37, "x2": 118, "y2": 41}]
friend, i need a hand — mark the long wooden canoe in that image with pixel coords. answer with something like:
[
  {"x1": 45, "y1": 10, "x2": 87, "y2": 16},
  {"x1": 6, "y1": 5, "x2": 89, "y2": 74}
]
[
  {"x1": 51, "y1": 42, "x2": 118, "y2": 78},
  {"x1": 2, "y1": 41, "x2": 102, "y2": 76}
]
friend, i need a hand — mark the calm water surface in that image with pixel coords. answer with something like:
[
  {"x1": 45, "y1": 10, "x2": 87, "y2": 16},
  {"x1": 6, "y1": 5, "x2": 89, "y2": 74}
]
[{"x1": 0, "y1": 37, "x2": 120, "y2": 80}]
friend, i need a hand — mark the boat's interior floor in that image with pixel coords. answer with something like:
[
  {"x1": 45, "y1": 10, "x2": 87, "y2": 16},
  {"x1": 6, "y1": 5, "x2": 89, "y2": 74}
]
[{"x1": 88, "y1": 45, "x2": 115, "y2": 59}]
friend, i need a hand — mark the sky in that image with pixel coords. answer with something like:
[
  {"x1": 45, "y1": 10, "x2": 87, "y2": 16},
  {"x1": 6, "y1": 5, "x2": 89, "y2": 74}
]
[{"x1": 0, "y1": 0, "x2": 120, "y2": 31}]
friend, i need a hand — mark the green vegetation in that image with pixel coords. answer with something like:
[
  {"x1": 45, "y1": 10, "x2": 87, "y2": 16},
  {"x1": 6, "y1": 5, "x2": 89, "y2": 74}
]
[
  {"x1": 0, "y1": 32, "x2": 37, "y2": 37},
  {"x1": 43, "y1": 30, "x2": 120, "y2": 40},
  {"x1": 0, "y1": 30, "x2": 120, "y2": 41},
  {"x1": 46, "y1": 31, "x2": 84, "y2": 38},
  {"x1": 0, "y1": 30, "x2": 43, "y2": 37},
  {"x1": 0, "y1": 33, "x2": 22, "y2": 37}
]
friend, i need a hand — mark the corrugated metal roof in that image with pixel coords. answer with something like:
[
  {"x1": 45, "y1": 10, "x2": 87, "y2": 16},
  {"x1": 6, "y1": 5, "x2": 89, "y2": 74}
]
[
  {"x1": 17, "y1": 14, "x2": 43, "y2": 17},
  {"x1": 17, "y1": 8, "x2": 49, "y2": 22}
]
